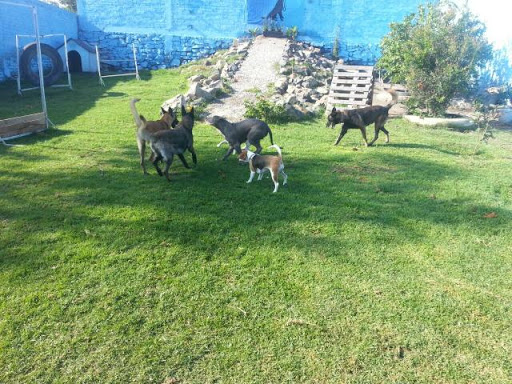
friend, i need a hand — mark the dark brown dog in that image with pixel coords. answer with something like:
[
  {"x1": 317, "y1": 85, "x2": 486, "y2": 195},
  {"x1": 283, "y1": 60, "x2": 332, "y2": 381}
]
[
  {"x1": 149, "y1": 105, "x2": 197, "y2": 182},
  {"x1": 326, "y1": 90, "x2": 398, "y2": 146},
  {"x1": 130, "y1": 98, "x2": 178, "y2": 174}
]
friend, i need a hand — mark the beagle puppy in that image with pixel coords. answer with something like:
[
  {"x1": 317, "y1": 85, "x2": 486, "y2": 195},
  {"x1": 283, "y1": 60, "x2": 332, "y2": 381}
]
[{"x1": 239, "y1": 144, "x2": 287, "y2": 193}]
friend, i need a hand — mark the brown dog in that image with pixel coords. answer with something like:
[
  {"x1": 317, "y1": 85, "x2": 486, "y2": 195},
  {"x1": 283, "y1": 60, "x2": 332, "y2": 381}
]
[
  {"x1": 239, "y1": 144, "x2": 287, "y2": 193},
  {"x1": 326, "y1": 90, "x2": 398, "y2": 146},
  {"x1": 130, "y1": 98, "x2": 177, "y2": 174}
]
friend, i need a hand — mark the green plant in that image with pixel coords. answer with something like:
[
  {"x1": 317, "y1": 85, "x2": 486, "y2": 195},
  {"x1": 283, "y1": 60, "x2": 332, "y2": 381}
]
[
  {"x1": 248, "y1": 28, "x2": 260, "y2": 37},
  {"x1": 244, "y1": 97, "x2": 290, "y2": 123},
  {"x1": 286, "y1": 26, "x2": 298, "y2": 40},
  {"x1": 472, "y1": 102, "x2": 498, "y2": 154},
  {"x1": 332, "y1": 26, "x2": 340, "y2": 60},
  {"x1": 377, "y1": 2, "x2": 492, "y2": 116}
]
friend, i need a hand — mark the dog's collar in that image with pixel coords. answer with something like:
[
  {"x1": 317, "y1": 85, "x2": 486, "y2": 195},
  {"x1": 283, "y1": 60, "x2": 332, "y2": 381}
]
[{"x1": 246, "y1": 151, "x2": 257, "y2": 161}]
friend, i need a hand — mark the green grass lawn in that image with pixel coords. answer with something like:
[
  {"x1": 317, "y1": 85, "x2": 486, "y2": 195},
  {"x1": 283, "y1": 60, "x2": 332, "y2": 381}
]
[{"x1": 1, "y1": 70, "x2": 511, "y2": 384}]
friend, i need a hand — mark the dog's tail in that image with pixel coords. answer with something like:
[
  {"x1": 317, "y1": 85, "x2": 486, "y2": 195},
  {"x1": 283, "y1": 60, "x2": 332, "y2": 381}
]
[
  {"x1": 130, "y1": 98, "x2": 145, "y2": 129},
  {"x1": 268, "y1": 126, "x2": 274, "y2": 145},
  {"x1": 268, "y1": 144, "x2": 282, "y2": 158},
  {"x1": 386, "y1": 89, "x2": 399, "y2": 108}
]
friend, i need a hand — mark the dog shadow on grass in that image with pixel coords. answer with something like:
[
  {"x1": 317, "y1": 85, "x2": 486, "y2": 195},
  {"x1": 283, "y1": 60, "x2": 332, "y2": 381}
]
[
  {"x1": 2, "y1": 142, "x2": 511, "y2": 272},
  {"x1": 384, "y1": 142, "x2": 461, "y2": 156}
]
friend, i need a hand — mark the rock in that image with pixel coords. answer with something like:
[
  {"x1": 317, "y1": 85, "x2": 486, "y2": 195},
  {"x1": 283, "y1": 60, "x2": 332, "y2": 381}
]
[
  {"x1": 187, "y1": 83, "x2": 215, "y2": 101},
  {"x1": 275, "y1": 77, "x2": 288, "y2": 95},
  {"x1": 162, "y1": 94, "x2": 186, "y2": 111},
  {"x1": 209, "y1": 70, "x2": 221, "y2": 81},
  {"x1": 188, "y1": 74, "x2": 204, "y2": 84},
  {"x1": 316, "y1": 86, "x2": 330, "y2": 95},
  {"x1": 302, "y1": 76, "x2": 320, "y2": 88},
  {"x1": 404, "y1": 114, "x2": 475, "y2": 128},
  {"x1": 285, "y1": 104, "x2": 304, "y2": 119},
  {"x1": 284, "y1": 94, "x2": 298, "y2": 105},
  {"x1": 215, "y1": 60, "x2": 226, "y2": 71}
]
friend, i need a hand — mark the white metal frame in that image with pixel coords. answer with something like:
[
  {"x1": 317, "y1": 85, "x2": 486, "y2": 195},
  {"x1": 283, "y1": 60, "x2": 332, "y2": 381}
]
[
  {"x1": 16, "y1": 33, "x2": 72, "y2": 94},
  {"x1": 96, "y1": 43, "x2": 140, "y2": 86},
  {"x1": 0, "y1": 0, "x2": 51, "y2": 141}
]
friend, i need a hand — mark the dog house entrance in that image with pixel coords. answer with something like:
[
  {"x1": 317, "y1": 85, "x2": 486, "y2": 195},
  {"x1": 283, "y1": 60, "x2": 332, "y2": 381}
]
[{"x1": 68, "y1": 50, "x2": 82, "y2": 72}]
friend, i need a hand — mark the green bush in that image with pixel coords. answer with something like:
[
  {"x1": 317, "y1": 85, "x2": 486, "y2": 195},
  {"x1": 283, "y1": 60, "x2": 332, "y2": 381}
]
[
  {"x1": 286, "y1": 26, "x2": 299, "y2": 40},
  {"x1": 377, "y1": 2, "x2": 492, "y2": 116},
  {"x1": 244, "y1": 97, "x2": 290, "y2": 124}
]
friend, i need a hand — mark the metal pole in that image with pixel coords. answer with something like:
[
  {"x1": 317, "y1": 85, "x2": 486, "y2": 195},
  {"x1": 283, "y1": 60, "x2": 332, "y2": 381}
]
[
  {"x1": 16, "y1": 34, "x2": 21, "y2": 95},
  {"x1": 63, "y1": 35, "x2": 73, "y2": 90},
  {"x1": 32, "y1": 6, "x2": 48, "y2": 129},
  {"x1": 96, "y1": 45, "x2": 105, "y2": 86},
  {"x1": 133, "y1": 44, "x2": 140, "y2": 80}
]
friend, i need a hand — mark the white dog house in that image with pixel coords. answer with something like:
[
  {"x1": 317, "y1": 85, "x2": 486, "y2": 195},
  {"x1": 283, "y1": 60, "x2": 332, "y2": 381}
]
[{"x1": 57, "y1": 38, "x2": 97, "y2": 73}]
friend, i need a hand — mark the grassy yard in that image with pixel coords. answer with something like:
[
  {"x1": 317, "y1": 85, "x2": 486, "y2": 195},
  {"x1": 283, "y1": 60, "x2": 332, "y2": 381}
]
[{"x1": 1, "y1": 70, "x2": 511, "y2": 384}]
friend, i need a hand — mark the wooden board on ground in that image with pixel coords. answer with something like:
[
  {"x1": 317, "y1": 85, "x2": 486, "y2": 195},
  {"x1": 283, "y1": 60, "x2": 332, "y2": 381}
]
[
  {"x1": 0, "y1": 112, "x2": 47, "y2": 139},
  {"x1": 328, "y1": 64, "x2": 375, "y2": 110}
]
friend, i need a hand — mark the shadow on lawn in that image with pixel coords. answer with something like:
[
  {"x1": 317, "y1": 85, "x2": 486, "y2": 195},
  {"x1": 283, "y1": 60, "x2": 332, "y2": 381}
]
[
  {"x1": 0, "y1": 71, "x2": 155, "y2": 127},
  {"x1": 2, "y1": 142, "x2": 510, "y2": 271},
  {"x1": 384, "y1": 142, "x2": 461, "y2": 156}
]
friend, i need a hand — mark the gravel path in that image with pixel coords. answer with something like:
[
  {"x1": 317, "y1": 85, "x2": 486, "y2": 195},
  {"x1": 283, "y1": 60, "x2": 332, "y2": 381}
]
[{"x1": 206, "y1": 36, "x2": 288, "y2": 121}]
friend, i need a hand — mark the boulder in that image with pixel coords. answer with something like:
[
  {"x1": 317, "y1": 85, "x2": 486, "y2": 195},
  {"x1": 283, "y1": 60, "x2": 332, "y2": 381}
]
[
  {"x1": 162, "y1": 94, "x2": 186, "y2": 111},
  {"x1": 187, "y1": 83, "x2": 215, "y2": 101},
  {"x1": 188, "y1": 74, "x2": 205, "y2": 84}
]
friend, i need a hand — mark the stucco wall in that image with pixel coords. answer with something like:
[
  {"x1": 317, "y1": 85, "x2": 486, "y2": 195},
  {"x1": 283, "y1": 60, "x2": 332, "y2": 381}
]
[
  {"x1": 76, "y1": 0, "x2": 425, "y2": 69},
  {"x1": 0, "y1": 0, "x2": 77, "y2": 82},
  {"x1": 0, "y1": 0, "x2": 427, "y2": 81},
  {"x1": 285, "y1": 0, "x2": 425, "y2": 63}
]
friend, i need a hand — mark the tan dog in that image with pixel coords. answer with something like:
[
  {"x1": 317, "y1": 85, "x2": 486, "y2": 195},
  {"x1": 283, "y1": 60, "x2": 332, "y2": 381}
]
[
  {"x1": 130, "y1": 98, "x2": 177, "y2": 174},
  {"x1": 239, "y1": 144, "x2": 287, "y2": 193}
]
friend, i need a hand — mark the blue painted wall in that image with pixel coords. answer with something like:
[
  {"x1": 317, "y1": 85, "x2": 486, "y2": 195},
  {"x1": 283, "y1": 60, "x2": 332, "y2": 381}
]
[
  {"x1": 0, "y1": 0, "x2": 426, "y2": 81},
  {"x1": 0, "y1": 0, "x2": 77, "y2": 82},
  {"x1": 76, "y1": 0, "x2": 425, "y2": 69}
]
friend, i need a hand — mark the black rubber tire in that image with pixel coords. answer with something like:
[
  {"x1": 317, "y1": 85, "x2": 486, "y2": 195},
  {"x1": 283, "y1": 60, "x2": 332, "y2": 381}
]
[{"x1": 20, "y1": 42, "x2": 63, "y2": 86}]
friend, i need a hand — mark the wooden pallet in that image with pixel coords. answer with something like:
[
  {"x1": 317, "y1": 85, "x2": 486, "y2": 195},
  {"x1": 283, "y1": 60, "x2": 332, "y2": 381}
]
[
  {"x1": 328, "y1": 64, "x2": 375, "y2": 110},
  {"x1": 0, "y1": 112, "x2": 47, "y2": 140}
]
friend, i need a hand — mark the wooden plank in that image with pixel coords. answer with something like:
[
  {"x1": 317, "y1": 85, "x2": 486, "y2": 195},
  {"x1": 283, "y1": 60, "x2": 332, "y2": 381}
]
[
  {"x1": 334, "y1": 71, "x2": 373, "y2": 76},
  {"x1": 330, "y1": 84, "x2": 372, "y2": 92},
  {"x1": 328, "y1": 98, "x2": 370, "y2": 107},
  {"x1": 0, "y1": 113, "x2": 46, "y2": 139},
  {"x1": 334, "y1": 64, "x2": 374, "y2": 72},
  {"x1": 0, "y1": 118, "x2": 45, "y2": 134},
  {"x1": 0, "y1": 113, "x2": 45, "y2": 128},
  {"x1": 332, "y1": 78, "x2": 373, "y2": 86},
  {"x1": 334, "y1": 72, "x2": 373, "y2": 78},
  {"x1": 0, "y1": 124, "x2": 45, "y2": 138},
  {"x1": 330, "y1": 89, "x2": 369, "y2": 96},
  {"x1": 329, "y1": 94, "x2": 369, "y2": 101}
]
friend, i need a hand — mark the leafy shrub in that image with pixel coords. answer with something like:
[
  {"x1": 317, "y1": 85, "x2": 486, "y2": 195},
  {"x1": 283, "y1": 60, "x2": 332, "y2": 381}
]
[
  {"x1": 286, "y1": 26, "x2": 299, "y2": 40},
  {"x1": 248, "y1": 28, "x2": 260, "y2": 37},
  {"x1": 244, "y1": 97, "x2": 290, "y2": 123},
  {"x1": 377, "y1": 2, "x2": 492, "y2": 116},
  {"x1": 332, "y1": 27, "x2": 340, "y2": 60}
]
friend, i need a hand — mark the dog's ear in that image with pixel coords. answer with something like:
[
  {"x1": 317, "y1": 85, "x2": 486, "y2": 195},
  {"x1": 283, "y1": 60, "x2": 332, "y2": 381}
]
[
  {"x1": 161, "y1": 107, "x2": 166, "y2": 115},
  {"x1": 332, "y1": 107, "x2": 337, "y2": 113},
  {"x1": 181, "y1": 104, "x2": 186, "y2": 116}
]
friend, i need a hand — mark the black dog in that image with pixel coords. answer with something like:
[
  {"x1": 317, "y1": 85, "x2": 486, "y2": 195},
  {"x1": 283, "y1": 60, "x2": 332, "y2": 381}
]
[
  {"x1": 327, "y1": 90, "x2": 398, "y2": 147},
  {"x1": 208, "y1": 116, "x2": 274, "y2": 160},
  {"x1": 149, "y1": 105, "x2": 197, "y2": 181}
]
